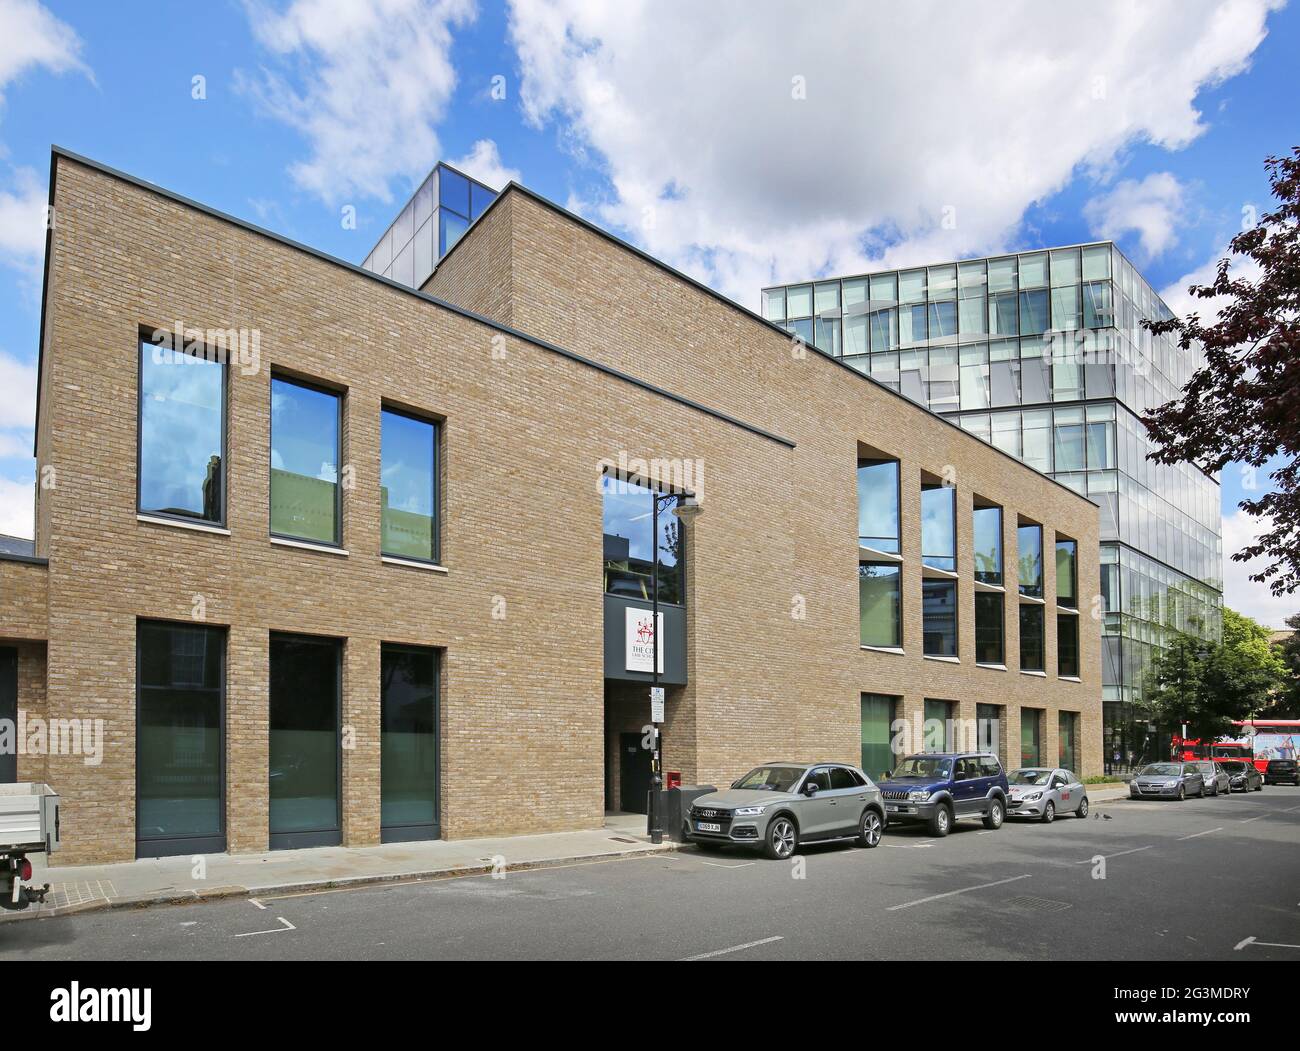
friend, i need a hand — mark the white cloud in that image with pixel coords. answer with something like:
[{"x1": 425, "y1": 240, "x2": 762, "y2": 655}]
[
  {"x1": 1160, "y1": 247, "x2": 1262, "y2": 322},
  {"x1": 0, "y1": 349, "x2": 34, "y2": 431},
  {"x1": 1222, "y1": 509, "x2": 1296, "y2": 629},
  {"x1": 447, "y1": 138, "x2": 521, "y2": 190},
  {"x1": 507, "y1": 0, "x2": 1280, "y2": 307},
  {"x1": 1084, "y1": 172, "x2": 1188, "y2": 259},
  {"x1": 0, "y1": 475, "x2": 33, "y2": 539},
  {"x1": 0, "y1": 0, "x2": 87, "y2": 103},
  {"x1": 0, "y1": 166, "x2": 48, "y2": 273},
  {"x1": 239, "y1": 0, "x2": 477, "y2": 204}
]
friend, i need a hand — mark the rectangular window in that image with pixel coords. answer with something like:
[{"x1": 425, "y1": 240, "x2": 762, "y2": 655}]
[
  {"x1": 1018, "y1": 523, "x2": 1043, "y2": 598},
  {"x1": 1059, "y1": 711, "x2": 1079, "y2": 771},
  {"x1": 1023, "y1": 409, "x2": 1052, "y2": 472},
  {"x1": 924, "y1": 699, "x2": 954, "y2": 752},
  {"x1": 381, "y1": 643, "x2": 440, "y2": 842},
  {"x1": 270, "y1": 376, "x2": 341, "y2": 545},
  {"x1": 928, "y1": 300, "x2": 957, "y2": 340},
  {"x1": 439, "y1": 208, "x2": 469, "y2": 257},
  {"x1": 1019, "y1": 288, "x2": 1049, "y2": 334},
  {"x1": 921, "y1": 482, "x2": 956, "y2": 571},
  {"x1": 922, "y1": 579, "x2": 957, "y2": 657},
  {"x1": 138, "y1": 337, "x2": 226, "y2": 524},
  {"x1": 601, "y1": 475, "x2": 686, "y2": 605},
  {"x1": 1083, "y1": 280, "x2": 1113, "y2": 328},
  {"x1": 269, "y1": 633, "x2": 341, "y2": 849},
  {"x1": 973, "y1": 504, "x2": 1003, "y2": 585},
  {"x1": 1058, "y1": 614, "x2": 1080, "y2": 678},
  {"x1": 381, "y1": 408, "x2": 438, "y2": 563},
  {"x1": 136, "y1": 621, "x2": 225, "y2": 857},
  {"x1": 786, "y1": 284, "x2": 812, "y2": 318},
  {"x1": 860, "y1": 563, "x2": 901, "y2": 648},
  {"x1": 976, "y1": 702, "x2": 1003, "y2": 757},
  {"x1": 858, "y1": 459, "x2": 900, "y2": 553},
  {"x1": 988, "y1": 292, "x2": 1019, "y2": 335},
  {"x1": 975, "y1": 592, "x2": 1004, "y2": 665},
  {"x1": 1054, "y1": 406, "x2": 1086, "y2": 471},
  {"x1": 1020, "y1": 708, "x2": 1043, "y2": 766},
  {"x1": 1056, "y1": 537, "x2": 1078, "y2": 606},
  {"x1": 1019, "y1": 604, "x2": 1045, "y2": 672},
  {"x1": 860, "y1": 694, "x2": 899, "y2": 781},
  {"x1": 761, "y1": 288, "x2": 786, "y2": 321},
  {"x1": 869, "y1": 307, "x2": 898, "y2": 351}
]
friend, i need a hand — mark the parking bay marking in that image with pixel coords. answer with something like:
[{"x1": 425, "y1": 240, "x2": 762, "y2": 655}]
[
  {"x1": 1235, "y1": 936, "x2": 1300, "y2": 952},
  {"x1": 1177, "y1": 827, "x2": 1222, "y2": 841},
  {"x1": 681, "y1": 935, "x2": 784, "y2": 961},
  {"x1": 887, "y1": 873, "x2": 1031, "y2": 911},
  {"x1": 234, "y1": 917, "x2": 296, "y2": 938},
  {"x1": 1074, "y1": 845, "x2": 1152, "y2": 864}
]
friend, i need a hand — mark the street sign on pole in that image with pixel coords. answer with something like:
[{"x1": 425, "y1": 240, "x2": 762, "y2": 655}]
[{"x1": 650, "y1": 686, "x2": 665, "y2": 723}]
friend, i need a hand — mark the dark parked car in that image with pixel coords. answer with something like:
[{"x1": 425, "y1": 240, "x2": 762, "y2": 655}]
[
  {"x1": 1265, "y1": 759, "x2": 1299, "y2": 786},
  {"x1": 1221, "y1": 760, "x2": 1263, "y2": 793},
  {"x1": 874, "y1": 752, "x2": 1009, "y2": 837}
]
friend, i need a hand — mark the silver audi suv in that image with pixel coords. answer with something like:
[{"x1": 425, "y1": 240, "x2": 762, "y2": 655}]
[{"x1": 688, "y1": 762, "x2": 886, "y2": 859}]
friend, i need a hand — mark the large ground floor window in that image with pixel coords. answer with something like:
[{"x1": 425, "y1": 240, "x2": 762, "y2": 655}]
[
  {"x1": 1059, "y1": 711, "x2": 1079, "y2": 773},
  {"x1": 136, "y1": 621, "x2": 225, "y2": 858},
  {"x1": 270, "y1": 633, "x2": 341, "y2": 849},
  {"x1": 860, "y1": 694, "x2": 898, "y2": 781},
  {"x1": 1020, "y1": 707, "x2": 1043, "y2": 767},
  {"x1": 976, "y1": 702, "x2": 1003, "y2": 759},
  {"x1": 923, "y1": 698, "x2": 955, "y2": 752},
  {"x1": 381, "y1": 643, "x2": 440, "y2": 842}
]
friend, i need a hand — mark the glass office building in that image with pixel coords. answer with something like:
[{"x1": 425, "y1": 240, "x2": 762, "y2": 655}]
[
  {"x1": 763, "y1": 242, "x2": 1222, "y2": 772},
  {"x1": 361, "y1": 161, "x2": 498, "y2": 290}
]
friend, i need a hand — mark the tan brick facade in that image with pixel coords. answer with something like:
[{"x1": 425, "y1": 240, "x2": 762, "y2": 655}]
[{"x1": 14, "y1": 152, "x2": 1100, "y2": 864}]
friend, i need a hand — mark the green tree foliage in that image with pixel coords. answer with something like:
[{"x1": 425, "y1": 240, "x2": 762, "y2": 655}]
[{"x1": 1142, "y1": 608, "x2": 1284, "y2": 740}]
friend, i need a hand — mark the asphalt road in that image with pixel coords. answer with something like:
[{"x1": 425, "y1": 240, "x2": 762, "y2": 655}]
[{"x1": 3, "y1": 786, "x2": 1299, "y2": 961}]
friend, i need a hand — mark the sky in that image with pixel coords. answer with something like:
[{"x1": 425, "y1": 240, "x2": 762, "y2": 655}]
[{"x1": 0, "y1": 0, "x2": 1296, "y2": 625}]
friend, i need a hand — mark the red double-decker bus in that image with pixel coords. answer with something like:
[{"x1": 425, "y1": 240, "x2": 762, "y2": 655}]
[{"x1": 1173, "y1": 720, "x2": 1300, "y2": 772}]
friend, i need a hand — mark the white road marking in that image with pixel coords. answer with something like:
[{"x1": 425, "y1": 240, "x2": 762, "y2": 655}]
[
  {"x1": 1235, "y1": 935, "x2": 1300, "y2": 951},
  {"x1": 234, "y1": 917, "x2": 296, "y2": 938},
  {"x1": 249, "y1": 898, "x2": 267, "y2": 910},
  {"x1": 699, "y1": 860, "x2": 755, "y2": 869},
  {"x1": 1282, "y1": 805, "x2": 1300, "y2": 813},
  {"x1": 1177, "y1": 827, "x2": 1223, "y2": 841},
  {"x1": 681, "y1": 935, "x2": 784, "y2": 961},
  {"x1": 887, "y1": 873, "x2": 1031, "y2": 911},
  {"x1": 1074, "y1": 845, "x2": 1152, "y2": 864},
  {"x1": 1239, "y1": 814, "x2": 1267, "y2": 823}
]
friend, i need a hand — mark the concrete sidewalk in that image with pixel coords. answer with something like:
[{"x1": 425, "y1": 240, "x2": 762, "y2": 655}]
[{"x1": 6, "y1": 813, "x2": 671, "y2": 921}]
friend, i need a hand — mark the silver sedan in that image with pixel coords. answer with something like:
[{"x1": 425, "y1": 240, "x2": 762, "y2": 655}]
[{"x1": 1007, "y1": 768, "x2": 1089, "y2": 822}]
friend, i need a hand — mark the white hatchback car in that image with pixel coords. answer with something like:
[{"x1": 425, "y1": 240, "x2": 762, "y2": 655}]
[{"x1": 1007, "y1": 767, "x2": 1089, "y2": 822}]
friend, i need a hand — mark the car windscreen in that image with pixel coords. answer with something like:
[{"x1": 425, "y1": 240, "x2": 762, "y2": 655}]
[
  {"x1": 1220, "y1": 762, "x2": 1246, "y2": 773},
  {"x1": 1010, "y1": 769, "x2": 1052, "y2": 785},
  {"x1": 892, "y1": 757, "x2": 952, "y2": 780},
  {"x1": 1139, "y1": 764, "x2": 1181, "y2": 776},
  {"x1": 735, "y1": 766, "x2": 805, "y2": 792}
]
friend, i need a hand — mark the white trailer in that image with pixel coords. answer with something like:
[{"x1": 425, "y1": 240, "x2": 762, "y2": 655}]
[{"x1": 0, "y1": 783, "x2": 59, "y2": 911}]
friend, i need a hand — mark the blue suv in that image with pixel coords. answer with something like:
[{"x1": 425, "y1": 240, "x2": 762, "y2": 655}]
[{"x1": 875, "y1": 752, "x2": 1009, "y2": 837}]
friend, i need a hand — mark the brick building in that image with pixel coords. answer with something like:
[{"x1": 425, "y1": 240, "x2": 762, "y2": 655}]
[{"x1": 0, "y1": 148, "x2": 1100, "y2": 864}]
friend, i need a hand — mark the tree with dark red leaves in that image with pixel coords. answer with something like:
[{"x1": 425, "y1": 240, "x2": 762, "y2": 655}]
[{"x1": 1143, "y1": 147, "x2": 1300, "y2": 598}]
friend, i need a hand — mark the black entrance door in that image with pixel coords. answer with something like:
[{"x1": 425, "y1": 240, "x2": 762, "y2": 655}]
[
  {"x1": 0, "y1": 647, "x2": 16, "y2": 783},
  {"x1": 619, "y1": 732, "x2": 651, "y2": 814}
]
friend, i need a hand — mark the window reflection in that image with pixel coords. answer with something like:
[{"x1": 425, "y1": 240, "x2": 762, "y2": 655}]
[
  {"x1": 381, "y1": 409, "x2": 437, "y2": 561},
  {"x1": 601, "y1": 475, "x2": 684, "y2": 605},
  {"x1": 270, "y1": 377, "x2": 340, "y2": 545}
]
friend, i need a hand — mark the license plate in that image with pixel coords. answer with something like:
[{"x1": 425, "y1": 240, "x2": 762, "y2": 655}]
[{"x1": 696, "y1": 822, "x2": 721, "y2": 833}]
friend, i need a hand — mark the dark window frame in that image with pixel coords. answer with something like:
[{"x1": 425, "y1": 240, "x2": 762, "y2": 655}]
[
  {"x1": 857, "y1": 457, "x2": 902, "y2": 554},
  {"x1": 600, "y1": 469, "x2": 689, "y2": 609},
  {"x1": 859, "y1": 561, "x2": 903, "y2": 649},
  {"x1": 1019, "y1": 602, "x2": 1046, "y2": 672},
  {"x1": 973, "y1": 503, "x2": 1003, "y2": 585},
  {"x1": 134, "y1": 618, "x2": 227, "y2": 858},
  {"x1": 136, "y1": 329, "x2": 229, "y2": 529},
  {"x1": 379, "y1": 403, "x2": 442, "y2": 565},
  {"x1": 974, "y1": 591, "x2": 1005, "y2": 666},
  {"x1": 268, "y1": 371, "x2": 345, "y2": 548},
  {"x1": 380, "y1": 641, "x2": 442, "y2": 843},
  {"x1": 268, "y1": 631, "x2": 343, "y2": 850},
  {"x1": 1057, "y1": 612, "x2": 1080, "y2": 678},
  {"x1": 922, "y1": 578, "x2": 958, "y2": 658},
  {"x1": 1056, "y1": 536, "x2": 1079, "y2": 608}
]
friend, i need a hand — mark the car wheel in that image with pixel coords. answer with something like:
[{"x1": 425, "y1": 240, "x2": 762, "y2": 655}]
[
  {"x1": 929, "y1": 804, "x2": 952, "y2": 837},
  {"x1": 1177, "y1": 785, "x2": 1185, "y2": 801},
  {"x1": 1076, "y1": 795, "x2": 1089, "y2": 819},
  {"x1": 1208, "y1": 782, "x2": 1217, "y2": 796},
  {"x1": 1256, "y1": 782, "x2": 1263, "y2": 792},
  {"x1": 982, "y1": 798, "x2": 1005, "y2": 830},
  {"x1": 1041, "y1": 801, "x2": 1055, "y2": 824},
  {"x1": 764, "y1": 816, "x2": 798, "y2": 860},
  {"x1": 857, "y1": 808, "x2": 883, "y2": 848}
]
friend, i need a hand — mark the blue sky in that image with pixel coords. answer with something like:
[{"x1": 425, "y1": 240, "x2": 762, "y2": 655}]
[{"x1": 0, "y1": 0, "x2": 1296, "y2": 624}]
